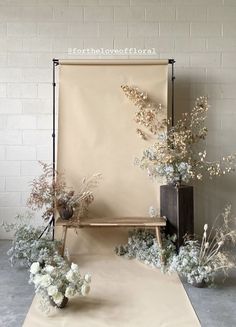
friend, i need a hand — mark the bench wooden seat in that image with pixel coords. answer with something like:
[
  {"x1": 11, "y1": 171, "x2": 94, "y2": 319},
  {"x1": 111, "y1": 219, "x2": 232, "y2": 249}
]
[{"x1": 57, "y1": 216, "x2": 166, "y2": 256}]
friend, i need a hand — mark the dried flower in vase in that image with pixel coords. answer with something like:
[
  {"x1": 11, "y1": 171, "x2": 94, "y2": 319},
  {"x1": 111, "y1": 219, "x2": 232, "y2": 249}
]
[
  {"x1": 121, "y1": 85, "x2": 166, "y2": 140},
  {"x1": 27, "y1": 161, "x2": 101, "y2": 222}
]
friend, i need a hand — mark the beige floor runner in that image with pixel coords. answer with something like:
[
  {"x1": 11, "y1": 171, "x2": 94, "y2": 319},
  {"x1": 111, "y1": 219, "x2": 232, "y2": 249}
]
[{"x1": 23, "y1": 240, "x2": 200, "y2": 327}]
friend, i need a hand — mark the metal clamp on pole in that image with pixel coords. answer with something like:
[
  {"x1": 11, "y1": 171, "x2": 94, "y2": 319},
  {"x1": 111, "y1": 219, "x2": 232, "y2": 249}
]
[{"x1": 168, "y1": 59, "x2": 176, "y2": 127}]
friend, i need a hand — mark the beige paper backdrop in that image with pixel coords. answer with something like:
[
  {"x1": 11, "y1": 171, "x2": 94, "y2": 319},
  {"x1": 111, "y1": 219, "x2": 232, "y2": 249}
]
[
  {"x1": 58, "y1": 60, "x2": 168, "y2": 218},
  {"x1": 23, "y1": 65, "x2": 199, "y2": 326}
]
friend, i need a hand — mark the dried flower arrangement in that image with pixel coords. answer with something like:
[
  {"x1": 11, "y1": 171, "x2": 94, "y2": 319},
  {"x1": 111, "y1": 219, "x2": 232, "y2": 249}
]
[
  {"x1": 169, "y1": 205, "x2": 236, "y2": 286},
  {"x1": 121, "y1": 85, "x2": 166, "y2": 140},
  {"x1": 27, "y1": 162, "x2": 101, "y2": 222},
  {"x1": 124, "y1": 92, "x2": 236, "y2": 185}
]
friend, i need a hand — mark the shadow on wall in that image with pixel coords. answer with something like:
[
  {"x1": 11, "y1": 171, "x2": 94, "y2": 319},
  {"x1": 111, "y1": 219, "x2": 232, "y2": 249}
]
[{"x1": 170, "y1": 72, "x2": 236, "y2": 234}]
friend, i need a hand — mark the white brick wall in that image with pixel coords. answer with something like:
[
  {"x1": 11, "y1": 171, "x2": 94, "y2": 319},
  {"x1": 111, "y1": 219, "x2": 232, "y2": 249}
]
[{"x1": 0, "y1": 0, "x2": 236, "y2": 239}]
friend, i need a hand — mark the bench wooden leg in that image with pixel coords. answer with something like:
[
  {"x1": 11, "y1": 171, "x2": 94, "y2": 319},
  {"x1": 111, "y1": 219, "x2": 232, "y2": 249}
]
[
  {"x1": 155, "y1": 227, "x2": 162, "y2": 248},
  {"x1": 155, "y1": 227, "x2": 164, "y2": 263},
  {"x1": 61, "y1": 225, "x2": 68, "y2": 257}
]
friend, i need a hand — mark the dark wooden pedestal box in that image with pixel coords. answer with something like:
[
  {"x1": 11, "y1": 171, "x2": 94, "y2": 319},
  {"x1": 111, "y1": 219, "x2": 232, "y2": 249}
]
[{"x1": 160, "y1": 185, "x2": 194, "y2": 249}]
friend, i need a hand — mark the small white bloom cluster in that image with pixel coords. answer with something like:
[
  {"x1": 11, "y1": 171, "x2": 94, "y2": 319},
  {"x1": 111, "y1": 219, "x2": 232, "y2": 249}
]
[
  {"x1": 169, "y1": 240, "x2": 215, "y2": 285},
  {"x1": 2, "y1": 212, "x2": 61, "y2": 268},
  {"x1": 115, "y1": 229, "x2": 176, "y2": 272},
  {"x1": 156, "y1": 161, "x2": 191, "y2": 185},
  {"x1": 29, "y1": 255, "x2": 91, "y2": 312}
]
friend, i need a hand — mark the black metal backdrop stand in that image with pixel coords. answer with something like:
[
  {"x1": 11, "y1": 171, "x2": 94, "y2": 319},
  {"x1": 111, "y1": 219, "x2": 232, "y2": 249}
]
[
  {"x1": 51, "y1": 59, "x2": 176, "y2": 240},
  {"x1": 52, "y1": 58, "x2": 59, "y2": 240}
]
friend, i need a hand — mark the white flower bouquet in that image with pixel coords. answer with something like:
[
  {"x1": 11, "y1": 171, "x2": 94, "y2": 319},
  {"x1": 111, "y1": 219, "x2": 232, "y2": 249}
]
[{"x1": 29, "y1": 254, "x2": 91, "y2": 312}]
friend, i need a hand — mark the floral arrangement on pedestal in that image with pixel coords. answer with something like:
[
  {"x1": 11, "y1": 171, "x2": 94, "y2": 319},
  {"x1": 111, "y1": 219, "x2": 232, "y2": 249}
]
[
  {"x1": 30, "y1": 256, "x2": 91, "y2": 312},
  {"x1": 120, "y1": 84, "x2": 236, "y2": 287},
  {"x1": 27, "y1": 162, "x2": 101, "y2": 222},
  {"x1": 121, "y1": 85, "x2": 236, "y2": 186},
  {"x1": 136, "y1": 96, "x2": 236, "y2": 185}
]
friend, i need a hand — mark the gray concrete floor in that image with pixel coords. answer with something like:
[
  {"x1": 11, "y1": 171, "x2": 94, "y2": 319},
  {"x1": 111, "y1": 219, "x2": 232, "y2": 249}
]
[
  {"x1": 0, "y1": 240, "x2": 236, "y2": 327},
  {"x1": 0, "y1": 241, "x2": 34, "y2": 327},
  {"x1": 183, "y1": 270, "x2": 236, "y2": 327}
]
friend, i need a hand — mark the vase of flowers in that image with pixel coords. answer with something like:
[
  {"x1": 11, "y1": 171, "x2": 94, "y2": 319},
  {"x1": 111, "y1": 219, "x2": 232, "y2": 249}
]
[
  {"x1": 29, "y1": 255, "x2": 91, "y2": 312},
  {"x1": 191, "y1": 280, "x2": 207, "y2": 288},
  {"x1": 49, "y1": 295, "x2": 68, "y2": 308},
  {"x1": 27, "y1": 162, "x2": 101, "y2": 222},
  {"x1": 169, "y1": 205, "x2": 236, "y2": 287},
  {"x1": 57, "y1": 198, "x2": 74, "y2": 220}
]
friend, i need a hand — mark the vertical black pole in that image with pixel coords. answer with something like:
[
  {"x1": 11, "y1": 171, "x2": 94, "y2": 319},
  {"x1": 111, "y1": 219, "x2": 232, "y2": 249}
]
[
  {"x1": 52, "y1": 58, "x2": 59, "y2": 240},
  {"x1": 169, "y1": 59, "x2": 176, "y2": 127}
]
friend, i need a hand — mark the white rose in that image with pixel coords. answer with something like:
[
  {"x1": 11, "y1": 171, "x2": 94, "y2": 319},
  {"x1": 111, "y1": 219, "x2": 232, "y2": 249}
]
[
  {"x1": 66, "y1": 270, "x2": 75, "y2": 283},
  {"x1": 52, "y1": 292, "x2": 63, "y2": 305},
  {"x1": 33, "y1": 274, "x2": 42, "y2": 286},
  {"x1": 84, "y1": 274, "x2": 91, "y2": 283},
  {"x1": 45, "y1": 265, "x2": 54, "y2": 274},
  {"x1": 47, "y1": 285, "x2": 58, "y2": 296},
  {"x1": 81, "y1": 284, "x2": 90, "y2": 296},
  {"x1": 204, "y1": 224, "x2": 208, "y2": 231},
  {"x1": 40, "y1": 274, "x2": 52, "y2": 288},
  {"x1": 71, "y1": 263, "x2": 79, "y2": 272},
  {"x1": 65, "y1": 286, "x2": 76, "y2": 298},
  {"x1": 30, "y1": 262, "x2": 40, "y2": 275},
  {"x1": 66, "y1": 270, "x2": 80, "y2": 283}
]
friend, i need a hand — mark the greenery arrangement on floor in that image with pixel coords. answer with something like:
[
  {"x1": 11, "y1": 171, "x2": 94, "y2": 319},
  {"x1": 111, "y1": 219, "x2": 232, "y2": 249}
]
[
  {"x1": 2, "y1": 212, "x2": 60, "y2": 268},
  {"x1": 115, "y1": 229, "x2": 176, "y2": 272},
  {"x1": 115, "y1": 206, "x2": 236, "y2": 288}
]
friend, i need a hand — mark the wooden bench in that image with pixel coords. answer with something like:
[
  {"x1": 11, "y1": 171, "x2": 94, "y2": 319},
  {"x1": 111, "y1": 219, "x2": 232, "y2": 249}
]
[{"x1": 56, "y1": 216, "x2": 166, "y2": 256}]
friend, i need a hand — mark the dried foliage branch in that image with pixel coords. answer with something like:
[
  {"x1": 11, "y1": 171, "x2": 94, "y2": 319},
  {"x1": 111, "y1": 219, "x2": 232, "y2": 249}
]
[{"x1": 121, "y1": 85, "x2": 166, "y2": 139}]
